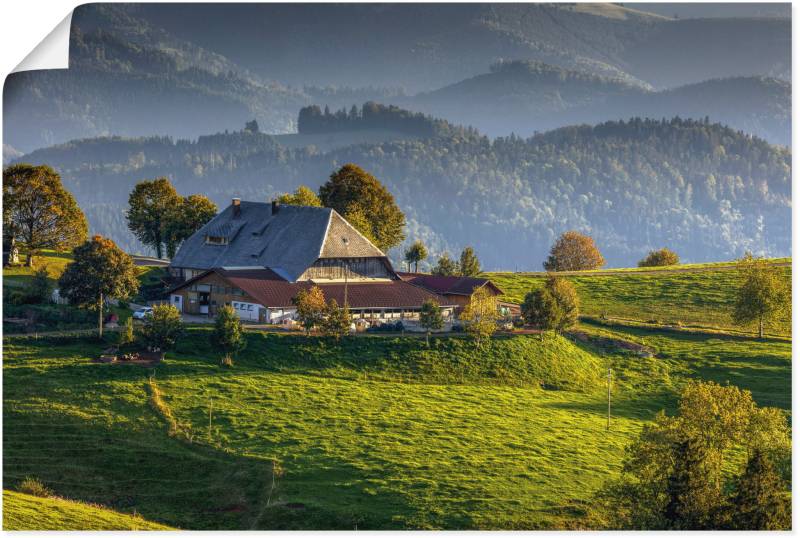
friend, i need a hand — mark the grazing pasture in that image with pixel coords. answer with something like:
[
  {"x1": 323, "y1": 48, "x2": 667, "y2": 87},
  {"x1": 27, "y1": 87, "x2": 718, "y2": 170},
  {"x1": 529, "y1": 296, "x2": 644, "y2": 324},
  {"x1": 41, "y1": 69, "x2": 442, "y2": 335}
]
[
  {"x1": 486, "y1": 259, "x2": 791, "y2": 336},
  {"x1": 3, "y1": 320, "x2": 790, "y2": 529}
]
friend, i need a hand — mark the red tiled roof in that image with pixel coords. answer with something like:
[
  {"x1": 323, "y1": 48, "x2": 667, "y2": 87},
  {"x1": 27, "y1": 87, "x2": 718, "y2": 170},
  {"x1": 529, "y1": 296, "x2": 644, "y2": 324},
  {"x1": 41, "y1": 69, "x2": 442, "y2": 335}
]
[
  {"x1": 172, "y1": 268, "x2": 456, "y2": 309},
  {"x1": 396, "y1": 272, "x2": 503, "y2": 296}
]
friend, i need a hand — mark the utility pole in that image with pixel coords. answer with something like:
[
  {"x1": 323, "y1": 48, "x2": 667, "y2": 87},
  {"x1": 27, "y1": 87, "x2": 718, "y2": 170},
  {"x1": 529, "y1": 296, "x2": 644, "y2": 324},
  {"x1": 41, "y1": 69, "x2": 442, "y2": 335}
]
[
  {"x1": 342, "y1": 237, "x2": 350, "y2": 308},
  {"x1": 607, "y1": 368, "x2": 612, "y2": 431},
  {"x1": 208, "y1": 397, "x2": 213, "y2": 441}
]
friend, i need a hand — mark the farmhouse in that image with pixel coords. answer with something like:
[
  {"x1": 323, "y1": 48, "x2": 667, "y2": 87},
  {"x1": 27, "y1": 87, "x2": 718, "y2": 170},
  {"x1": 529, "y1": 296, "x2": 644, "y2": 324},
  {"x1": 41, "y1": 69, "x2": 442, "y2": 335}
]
[
  {"x1": 397, "y1": 272, "x2": 519, "y2": 317},
  {"x1": 168, "y1": 199, "x2": 462, "y2": 325}
]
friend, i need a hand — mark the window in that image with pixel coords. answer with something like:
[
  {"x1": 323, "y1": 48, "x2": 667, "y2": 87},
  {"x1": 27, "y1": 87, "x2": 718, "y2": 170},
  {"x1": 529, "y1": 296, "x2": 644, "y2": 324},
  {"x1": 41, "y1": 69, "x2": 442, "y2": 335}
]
[
  {"x1": 205, "y1": 235, "x2": 227, "y2": 245},
  {"x1": 173, "y1": 296, "x2": 180, "y2": 303},
  {"x1": 247, "y1": 304, "x2": 253, "y2": 311}
]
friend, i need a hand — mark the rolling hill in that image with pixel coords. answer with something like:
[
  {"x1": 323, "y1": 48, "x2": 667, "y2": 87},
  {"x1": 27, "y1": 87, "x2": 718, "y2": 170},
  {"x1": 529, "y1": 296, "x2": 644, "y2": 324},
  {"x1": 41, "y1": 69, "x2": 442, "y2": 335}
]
[{"x1": 3, "y1": 285, "x2": 791, "y2": 529}]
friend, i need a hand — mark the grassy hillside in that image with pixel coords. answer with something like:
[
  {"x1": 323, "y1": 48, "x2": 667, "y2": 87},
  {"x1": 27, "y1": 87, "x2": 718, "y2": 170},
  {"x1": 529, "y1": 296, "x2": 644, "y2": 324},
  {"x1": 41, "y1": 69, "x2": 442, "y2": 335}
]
[
  {"x1": 3, "y1": 490, "x2": 172, "y2": 530},
  {"x1": 486, "y1": 259, "x2": 792, "y2": 337},
  {"x1": 3, "y1": 251, "x2": 163, "y2": 334},
  {"x1": 3, "y1": 324, "x2": 790, "y2": 529}
]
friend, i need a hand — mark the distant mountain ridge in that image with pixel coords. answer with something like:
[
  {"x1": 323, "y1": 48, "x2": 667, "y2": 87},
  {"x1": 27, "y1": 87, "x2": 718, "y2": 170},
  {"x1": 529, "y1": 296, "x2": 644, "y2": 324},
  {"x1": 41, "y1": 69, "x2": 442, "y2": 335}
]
[
  {"x1": 406, "y1": 62, "x2": 790, "y2": 144},
  {"x1": 2, "y1": 3, "x2": 791, "y2": 153}
]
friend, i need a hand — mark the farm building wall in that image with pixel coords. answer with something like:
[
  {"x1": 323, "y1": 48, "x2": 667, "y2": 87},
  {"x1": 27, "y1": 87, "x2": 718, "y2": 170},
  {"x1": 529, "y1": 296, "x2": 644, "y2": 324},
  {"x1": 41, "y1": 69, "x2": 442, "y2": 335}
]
[{"x1": 169, "y1": 272, "x2": 268, "y2": 321}]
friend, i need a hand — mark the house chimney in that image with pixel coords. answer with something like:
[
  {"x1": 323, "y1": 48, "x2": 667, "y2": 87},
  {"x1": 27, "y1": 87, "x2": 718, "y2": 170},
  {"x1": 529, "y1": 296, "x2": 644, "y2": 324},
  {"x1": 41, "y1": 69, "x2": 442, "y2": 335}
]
[
  {"x1": 232, "y1": 198, "x2": 241, "y2": 218},
  {"x1": 271, "y1": 200, "x2": 280, "y2": 215}
]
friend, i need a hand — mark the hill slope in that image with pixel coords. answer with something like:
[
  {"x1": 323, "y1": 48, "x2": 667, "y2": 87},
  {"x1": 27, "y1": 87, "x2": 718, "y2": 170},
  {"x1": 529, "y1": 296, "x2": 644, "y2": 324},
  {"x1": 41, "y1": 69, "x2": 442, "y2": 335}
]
[
  {"x1": 16, "y1": 115, "x2": 791, "y2": 268},
  {"x1": 3, "y1": 317, "x2": 791, "y2": 529},
  {"x1": 4, "y1": 331, "x2": 622, "y2": 529},
  {"x1": 486, "y1": 259, "x2": 792, "y2": 337},
  {"x1": 3, "y1": 490, "x2": 172, "y2": 530}
]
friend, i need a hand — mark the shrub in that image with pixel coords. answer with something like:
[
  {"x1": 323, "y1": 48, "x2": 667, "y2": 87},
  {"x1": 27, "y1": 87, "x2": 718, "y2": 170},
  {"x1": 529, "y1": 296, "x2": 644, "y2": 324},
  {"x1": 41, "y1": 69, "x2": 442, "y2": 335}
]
[
  {"x1": 211, "y1": 305, "x2": 246, "y2": 363},
  {"x1": 320, "y1": 299, "x2": 351, "y2": 340},
  {"x1": 639, "y1": 248, "x2": 680, "y2": 267},
  {"x1": 119, "y1": 316, "x2": 135, "y2": 345},
  {"x1": 19, "y1": 476, "x2": 52, "y2": 498},
  {"x1": 140, "y1": 304, "x2": 183, "y2": 351},
  {"x1": 521, "y1": 276, "x2": 579, "y2": 332}
]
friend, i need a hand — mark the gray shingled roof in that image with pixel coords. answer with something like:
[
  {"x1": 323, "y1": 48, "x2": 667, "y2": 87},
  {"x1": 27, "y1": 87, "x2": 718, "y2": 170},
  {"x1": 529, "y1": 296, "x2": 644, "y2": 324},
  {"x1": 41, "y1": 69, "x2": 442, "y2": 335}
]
[{"x1": 170, "y1": 201, "x2": 385, "y2": 282}]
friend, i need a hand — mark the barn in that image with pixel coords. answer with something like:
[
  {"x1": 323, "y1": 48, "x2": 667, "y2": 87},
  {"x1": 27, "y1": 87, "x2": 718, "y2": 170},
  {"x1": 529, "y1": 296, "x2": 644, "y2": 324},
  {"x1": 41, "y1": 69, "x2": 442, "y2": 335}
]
[{"x1": 167, "y1": 199, "x2": 461, "y2": 325}]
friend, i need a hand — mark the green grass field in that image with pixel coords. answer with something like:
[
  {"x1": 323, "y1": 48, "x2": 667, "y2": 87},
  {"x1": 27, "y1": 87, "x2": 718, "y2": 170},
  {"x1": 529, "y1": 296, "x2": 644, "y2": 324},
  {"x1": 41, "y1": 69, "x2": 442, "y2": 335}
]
[
  {"x1": 3, "y1": 490, "x2": 172, "y2": 530},
  {"x1": 485, "y1": 259, "x2": 792, "y2": 336},
  {"x1": 3, "y1": 320, "x2": 790, "y2": 529}
]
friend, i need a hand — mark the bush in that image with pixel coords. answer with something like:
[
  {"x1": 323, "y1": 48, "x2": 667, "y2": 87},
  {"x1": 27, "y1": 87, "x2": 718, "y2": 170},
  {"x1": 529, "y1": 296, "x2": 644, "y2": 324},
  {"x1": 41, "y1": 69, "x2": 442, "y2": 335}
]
[
  {"x1": 638, "y1": 248, "x2": 680, "y2": 267},
  {"x1": 19, "y1": 476, "x2": 52, "y2": 498},
  {"x1": 119, "y1": 316, "x2": 135, "y2": 345},
  {"x1": 140, "y1": 304, "x2": 183, "y2": 351},
  {"x1": 521, "y1": 276, "x2": 579, "y2": 332}
]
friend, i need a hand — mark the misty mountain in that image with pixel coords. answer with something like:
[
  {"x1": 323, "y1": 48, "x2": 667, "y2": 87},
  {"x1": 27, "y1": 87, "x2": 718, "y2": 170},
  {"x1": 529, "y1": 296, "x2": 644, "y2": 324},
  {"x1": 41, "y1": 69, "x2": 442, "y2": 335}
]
[
  {"x1": 630, "y1": 3, "x2": 791, "y2": 20},
  {"x1": 3, "y1": 3, "x2": 790, "y2": 153},
  {"x1": 134, "y1": 3, "x2": 789, "y2": 90},
  {"x1": 406, "y1": 61, "x2": 790, "y2": 145},
  {"x1": 15, "y1": 112, "x2": 790, "y2": 270},
  {"x1": 2, "y1": 4, "x2": 401, "y2": 153}
]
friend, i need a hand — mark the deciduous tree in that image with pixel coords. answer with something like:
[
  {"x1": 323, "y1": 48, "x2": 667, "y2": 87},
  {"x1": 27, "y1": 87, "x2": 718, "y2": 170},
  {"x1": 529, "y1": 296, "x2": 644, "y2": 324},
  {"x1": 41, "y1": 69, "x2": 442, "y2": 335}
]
[
  {"x1": 597, "y1": 381, "x2": 790, "y2": 530},
  {"x1": 318, "y1": 163, "x2": 406, "y2": 252},
  {"x1": 28, "y1": 267, "x2": 53, "y2": 304},
  {"x1": 544, "y1": 231, "x2": 605, "y2": 272},
  {"x1": 639, "y1": 248, "x2": 680, "y2": 267},
  {"x1": 404, "y1": 240, "x2": 428, "y2": 272},
  {"x1": 165, "y1": 194, "x2": 218, "y2": 258},
  {"x1": 293, "y1": 286, "x2": 326, "y2": 334},
  {"x1": 126, "y1": 178, "x2": 181, "y2": 259},
  {"x1": 58, "y1": 235, "x2": 139, "y2": 337},
  {"x1": 459, "y1": 286, "x2": 498, "y2": 345},
  {"x1": 3, "y1": 164, "x2": 88, "y2": 266},
  {"x1": 277, "y1": 186, "x2": 322, "y2": 207},
  {"x1": 732, "y1": 253, "x2": 790, "y2": 338}
]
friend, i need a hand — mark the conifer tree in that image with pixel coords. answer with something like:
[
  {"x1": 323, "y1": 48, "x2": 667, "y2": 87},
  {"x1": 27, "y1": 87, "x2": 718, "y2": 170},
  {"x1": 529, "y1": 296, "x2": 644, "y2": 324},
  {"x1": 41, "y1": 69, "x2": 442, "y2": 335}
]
[
  {"x1": 727, "y1": 450, "x2": 790, "y2": 530},
  {"x1": 458, "y1": 247, "x2": 481, "y2": 276}
]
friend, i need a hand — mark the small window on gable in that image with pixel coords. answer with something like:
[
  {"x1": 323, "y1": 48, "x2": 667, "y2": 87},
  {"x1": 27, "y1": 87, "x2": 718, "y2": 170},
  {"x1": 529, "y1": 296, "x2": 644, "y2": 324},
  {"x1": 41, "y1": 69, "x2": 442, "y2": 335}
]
[{"x1": 205, "y1": 235, "x2": 227, "y2": 245}]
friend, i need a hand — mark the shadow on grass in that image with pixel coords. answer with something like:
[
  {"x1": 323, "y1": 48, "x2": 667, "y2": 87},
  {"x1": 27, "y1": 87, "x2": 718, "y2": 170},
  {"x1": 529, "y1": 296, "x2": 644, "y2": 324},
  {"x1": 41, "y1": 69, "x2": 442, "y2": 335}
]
[
  {"x1": 539, "y1": 389, "x2": 677, "y2": 421},
  {"x1": 582, "y1": 318, "x2": 791, "y2": 345}
]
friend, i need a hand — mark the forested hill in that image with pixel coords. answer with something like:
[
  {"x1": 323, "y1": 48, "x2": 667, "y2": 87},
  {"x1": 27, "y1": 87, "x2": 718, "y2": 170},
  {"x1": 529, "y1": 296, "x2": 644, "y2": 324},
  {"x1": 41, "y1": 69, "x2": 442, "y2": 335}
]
[
  {"x1": 16, "y1": 114, "x2": 790, "y2": 270},
  {"x1": 408, "y1": 62, "x2": 790, "y2": 145}
]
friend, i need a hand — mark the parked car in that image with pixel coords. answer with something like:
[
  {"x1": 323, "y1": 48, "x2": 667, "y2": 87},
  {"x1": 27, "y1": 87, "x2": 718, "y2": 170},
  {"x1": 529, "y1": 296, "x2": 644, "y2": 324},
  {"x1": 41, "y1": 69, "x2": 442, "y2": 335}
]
[{"x1": 132, "y1": 307, "x2": 153, "y2": 320}]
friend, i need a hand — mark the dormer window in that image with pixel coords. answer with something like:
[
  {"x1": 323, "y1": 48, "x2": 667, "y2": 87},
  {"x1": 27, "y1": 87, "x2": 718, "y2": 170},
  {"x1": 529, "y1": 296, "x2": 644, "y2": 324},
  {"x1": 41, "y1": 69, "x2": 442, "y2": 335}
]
[{"x1": 206, "y1": 235, "x2": 228, "y2": 245}]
